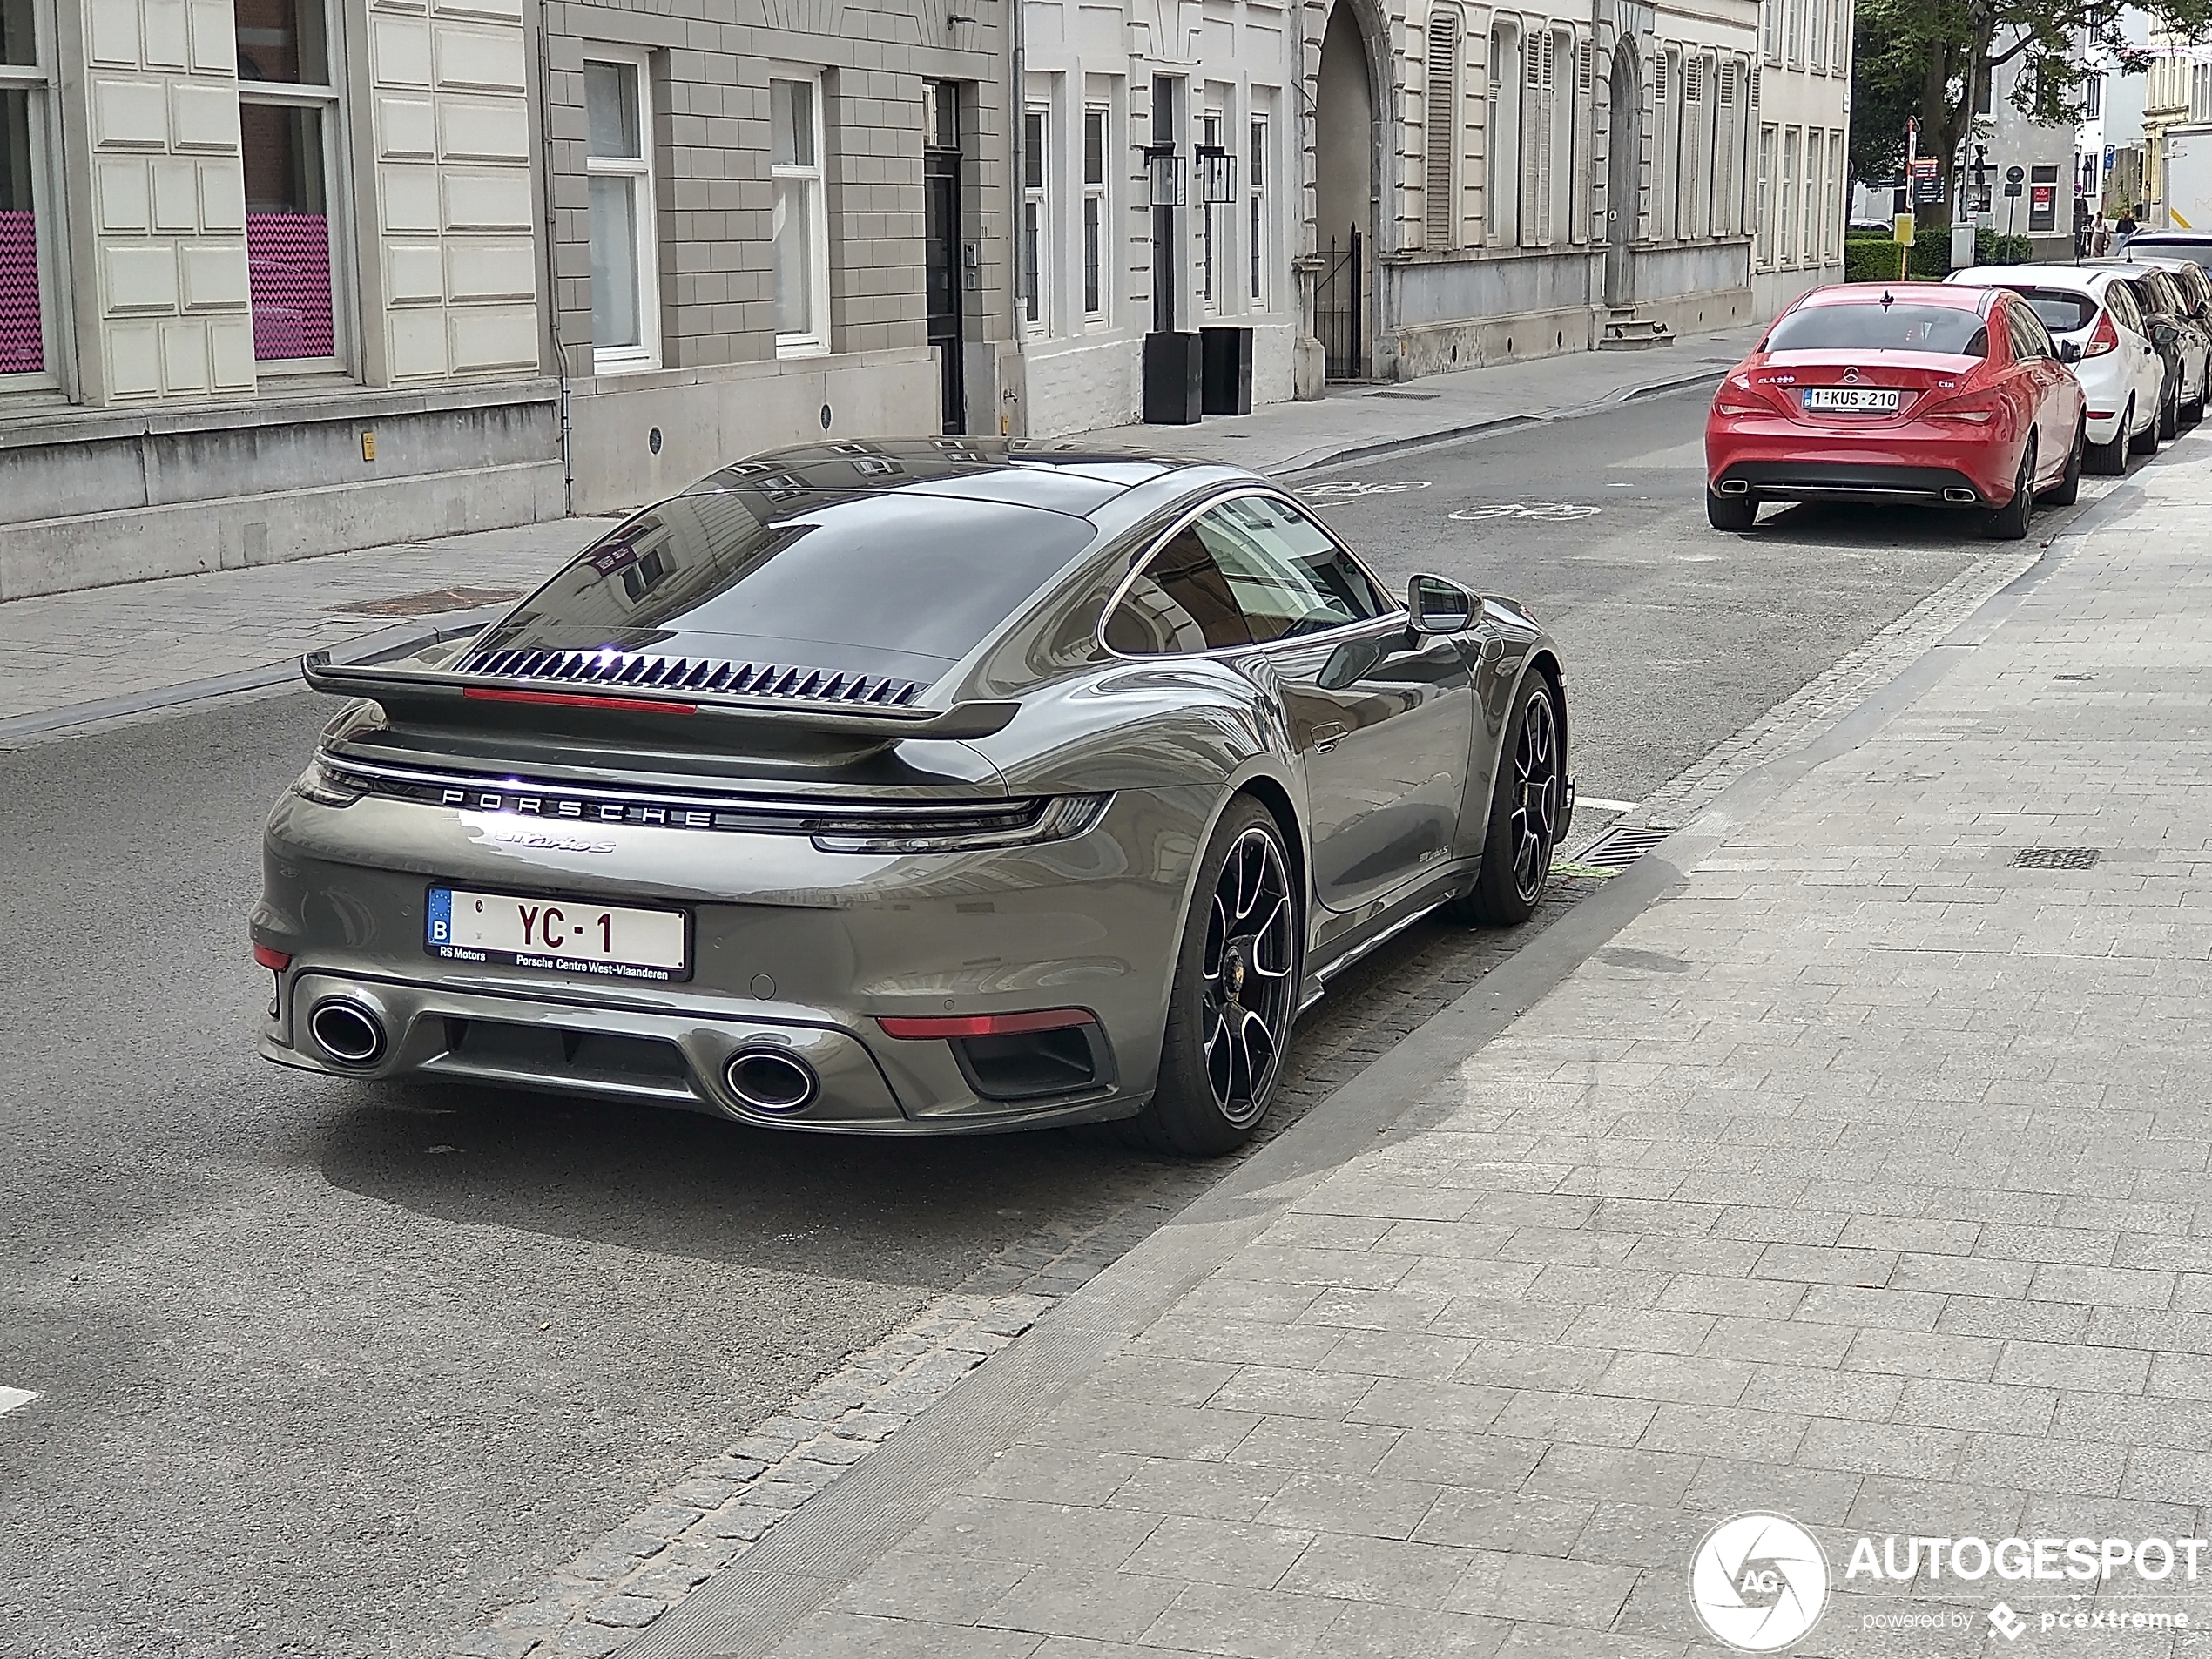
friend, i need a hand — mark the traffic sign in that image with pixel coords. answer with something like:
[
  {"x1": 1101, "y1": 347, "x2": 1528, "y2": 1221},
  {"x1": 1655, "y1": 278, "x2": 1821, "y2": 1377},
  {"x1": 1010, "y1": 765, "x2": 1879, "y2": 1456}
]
[
  {"x1": 2006, "y1": 165, "x2": 2026, "y2": 185},
  {"x1": 1894, "y1": 212, "x2": 1916, "y2": 246}
]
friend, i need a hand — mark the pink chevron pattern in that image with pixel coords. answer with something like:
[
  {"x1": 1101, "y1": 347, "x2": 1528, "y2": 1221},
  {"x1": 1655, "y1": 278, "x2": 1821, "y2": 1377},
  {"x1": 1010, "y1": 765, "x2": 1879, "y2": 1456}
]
[
  {"x1": 247, "y1": 212, "x2": 334, "y2": 361},
  {"x1": 0, "y1": 210, "x2": 41, "y2": 375}
]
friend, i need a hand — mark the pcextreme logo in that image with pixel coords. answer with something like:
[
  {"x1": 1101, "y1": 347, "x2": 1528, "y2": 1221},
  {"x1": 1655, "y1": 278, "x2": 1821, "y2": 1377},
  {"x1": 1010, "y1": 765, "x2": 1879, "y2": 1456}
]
[{"x1": 1689, "y1": 1513, "x2": 1831, "y2": 1652}]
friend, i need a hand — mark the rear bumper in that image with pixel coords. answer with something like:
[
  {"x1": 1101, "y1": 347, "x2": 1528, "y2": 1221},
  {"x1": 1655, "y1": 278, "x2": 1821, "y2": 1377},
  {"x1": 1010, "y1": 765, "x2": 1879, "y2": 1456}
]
[{"x1": 1711, "y1": 460, "x2": 1993, "y2": 507}]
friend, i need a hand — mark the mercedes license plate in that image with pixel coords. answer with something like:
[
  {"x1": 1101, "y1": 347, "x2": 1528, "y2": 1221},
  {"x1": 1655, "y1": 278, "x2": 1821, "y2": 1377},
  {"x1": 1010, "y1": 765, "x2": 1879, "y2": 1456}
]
[
  {"x1": 427, "y1": 887, "x2": 690, "y2": 981},
  {"x1": 1804, "y1": 387, "x2": 1900, "y2": 412}
]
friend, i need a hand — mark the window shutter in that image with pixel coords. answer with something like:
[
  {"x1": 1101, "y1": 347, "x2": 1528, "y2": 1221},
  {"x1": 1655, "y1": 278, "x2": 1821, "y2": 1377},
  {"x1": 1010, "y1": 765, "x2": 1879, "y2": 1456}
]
[
  {"x1": 1520, "y1": 37, "x2": 1541, "y2": 245},
  {"x1": 1425, "y1": 10, "x2": 1460, "y2": 247},
  {"x1": 1578, "y1": 37, "x2": 1594, "y2": 91},
  {"x1": 1654, "y1": 50, "x2": 1669, "y2": 104},
  {"x1": 1535, "y1": 33, "x2": 1555, "y2": 244}
]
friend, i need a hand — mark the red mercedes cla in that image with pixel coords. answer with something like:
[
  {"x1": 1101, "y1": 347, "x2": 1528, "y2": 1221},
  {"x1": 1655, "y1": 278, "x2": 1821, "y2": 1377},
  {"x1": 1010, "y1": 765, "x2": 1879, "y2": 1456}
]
[{"x1": 1705, "y1": 282, "x2": 2088, "y2": 540}]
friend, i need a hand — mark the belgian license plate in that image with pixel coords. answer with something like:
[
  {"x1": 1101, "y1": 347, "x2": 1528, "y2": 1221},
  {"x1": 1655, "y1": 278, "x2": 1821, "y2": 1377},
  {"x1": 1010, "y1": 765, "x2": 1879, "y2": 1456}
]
[
  {"x1": 1804, "y1": 387, "x2": 1901, "y2": 412},
  {"x1": 427, "y1": 887, "x2": 690, "y2": 982}
]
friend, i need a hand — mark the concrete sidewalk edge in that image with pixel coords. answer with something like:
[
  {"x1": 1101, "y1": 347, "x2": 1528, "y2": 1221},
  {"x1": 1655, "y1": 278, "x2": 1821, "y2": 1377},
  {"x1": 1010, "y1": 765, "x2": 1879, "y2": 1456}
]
[{"x1": 617, "y1": 436, "x2": 2103, "y2": 1659}]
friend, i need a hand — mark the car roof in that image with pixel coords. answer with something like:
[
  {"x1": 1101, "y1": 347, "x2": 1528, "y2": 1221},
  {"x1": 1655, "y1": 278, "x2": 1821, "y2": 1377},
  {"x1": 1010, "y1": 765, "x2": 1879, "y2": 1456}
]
[
  {"x1": 1795, "y1": 280, "x2": 1990, "y2": 312},
  {"x1": 2125, "y1": 230, "x2": 2212, "y2": 243},
  {"x1": 679, "y1": 439, "x2": 1212, "y2": 519},
  {"x1": 1947, "y1": 266, "x2": 2117, "y2": 295}
]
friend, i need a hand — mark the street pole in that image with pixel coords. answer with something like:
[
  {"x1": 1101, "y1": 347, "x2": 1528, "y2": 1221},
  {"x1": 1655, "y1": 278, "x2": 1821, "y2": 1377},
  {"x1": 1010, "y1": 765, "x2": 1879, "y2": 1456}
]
[{"x1": 1905, "y1": 117, "x2": 1918, "y2": 280}]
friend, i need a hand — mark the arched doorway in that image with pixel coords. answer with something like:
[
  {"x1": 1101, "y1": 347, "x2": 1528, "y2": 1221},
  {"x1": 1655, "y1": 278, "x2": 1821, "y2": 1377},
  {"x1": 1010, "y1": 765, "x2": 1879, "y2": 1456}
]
[
  {"x1": 1315, "y1": 2, "x2": 1373, "y2": 378},
  {"x1": 1604, "y1": 46, "x2": 1641, "y2": 307}
]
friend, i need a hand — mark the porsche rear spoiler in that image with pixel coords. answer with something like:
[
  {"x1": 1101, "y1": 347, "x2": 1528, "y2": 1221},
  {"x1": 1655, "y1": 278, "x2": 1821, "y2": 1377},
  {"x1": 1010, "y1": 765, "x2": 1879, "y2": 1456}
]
[{"x1": 300, "y1": 653, "x2": 1020, "y2": 743}]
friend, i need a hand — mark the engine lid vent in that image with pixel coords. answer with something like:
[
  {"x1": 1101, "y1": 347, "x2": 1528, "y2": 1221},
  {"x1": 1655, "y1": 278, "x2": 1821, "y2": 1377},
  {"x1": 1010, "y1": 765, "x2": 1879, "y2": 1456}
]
[{"x1": 458, "y1": 647, "x2": 924, "y2": 709}]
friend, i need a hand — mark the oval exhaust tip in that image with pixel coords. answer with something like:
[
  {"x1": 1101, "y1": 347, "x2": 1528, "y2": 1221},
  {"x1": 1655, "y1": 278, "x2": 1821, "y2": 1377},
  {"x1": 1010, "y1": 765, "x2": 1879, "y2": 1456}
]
[
  {"x1": 725, "y1": 1049, "x2": 819, "y2": 1113},
  {"x1": 1944, "y1": 487, "x2": 1980, "y2": 504},
  {"x1": 308, "y1": 998, "x2": 387, "y2": 1067}
]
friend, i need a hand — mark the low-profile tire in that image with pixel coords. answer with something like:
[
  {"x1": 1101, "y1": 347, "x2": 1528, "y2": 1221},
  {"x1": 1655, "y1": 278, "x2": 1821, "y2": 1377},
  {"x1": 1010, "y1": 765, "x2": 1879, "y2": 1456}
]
[
  {"x1": 1445, "y1": 674, "x2": 1564, "y2": 928},
  {"x1": 2161, "y1": 381, "x2": 2182, "y2": 440},
  {"x1": 1706, "y1": 488, "x2": 1757, "y2": 531},
  {"x1": 2087, "y1": 401, "x2": 2132, "y2": 475},
  {"x1": 1982, "y1": 436, "x2": 2035, "y2": 541},
  {"x1": 2132, "y1": 406, "x2": 2161, "y2": 455},
  {"x1": 2040, "y1": 419, "x2": 2084, "y2": 506},
  {"x1": 1123, "y1": 795, "x2": 1302, "y2": 1157},
  {"x1": 2187, "y1": 388, "x2": 2206, "y2": 428}
]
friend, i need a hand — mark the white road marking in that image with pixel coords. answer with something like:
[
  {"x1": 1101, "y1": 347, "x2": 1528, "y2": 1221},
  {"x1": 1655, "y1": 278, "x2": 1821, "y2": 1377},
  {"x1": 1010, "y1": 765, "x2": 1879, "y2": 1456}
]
[
  {"x1": 0, "y1": 1387, "x2": 40, "y2": 1419},
  {"x1": 1578, "y1": 797, "x2": 1638, "y2": 812},
  {"x1": 1448, "y1": 502, "x2": 1602, "y2": 522}
]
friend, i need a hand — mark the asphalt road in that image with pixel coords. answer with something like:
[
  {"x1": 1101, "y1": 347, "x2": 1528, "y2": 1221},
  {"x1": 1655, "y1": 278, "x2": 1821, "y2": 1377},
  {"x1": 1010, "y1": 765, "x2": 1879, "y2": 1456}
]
[{"x1": 0, "y1": 381, "x2": 2141, "y2": 1659}]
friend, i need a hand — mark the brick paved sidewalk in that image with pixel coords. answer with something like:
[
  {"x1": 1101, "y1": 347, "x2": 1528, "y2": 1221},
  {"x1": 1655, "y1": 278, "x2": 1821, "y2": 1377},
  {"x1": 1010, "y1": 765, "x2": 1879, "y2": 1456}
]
[
  {"x1": 0, "y1": 324, "x2": 1757, "y2": 738},
  {"x1": 597, "y1": 442, "x2": 2212, "y2": 1656}
]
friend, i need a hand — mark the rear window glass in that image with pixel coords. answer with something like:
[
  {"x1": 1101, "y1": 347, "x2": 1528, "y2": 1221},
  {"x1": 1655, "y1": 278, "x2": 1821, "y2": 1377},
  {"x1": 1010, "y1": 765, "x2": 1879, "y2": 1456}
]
[
  {"x1": 2127, "y1": 238, "x2": 2212, "y2": 271},
  {"x1": 473, "y1": 491, "x2": 1098, "y2": 687},
  {"x1": 2006, "y1": 288, "x2": 2097, "y2": 333},
  {"x1": 1766, "y1": 302, "x2": 1989, "y2": 355}
]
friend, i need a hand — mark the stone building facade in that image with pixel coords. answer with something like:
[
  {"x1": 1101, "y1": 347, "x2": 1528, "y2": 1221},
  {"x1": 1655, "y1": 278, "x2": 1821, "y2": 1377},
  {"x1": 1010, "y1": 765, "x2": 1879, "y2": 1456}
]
[
  {"x1": 542, "y1": 0, "x2": 1015, "y2": 512},
  {"x1": 1748, "y1": 0, "x2": 1849, "y2": 320},
  {"x1": 0, "y1": 0, "x2": 560, "y2": 601}
]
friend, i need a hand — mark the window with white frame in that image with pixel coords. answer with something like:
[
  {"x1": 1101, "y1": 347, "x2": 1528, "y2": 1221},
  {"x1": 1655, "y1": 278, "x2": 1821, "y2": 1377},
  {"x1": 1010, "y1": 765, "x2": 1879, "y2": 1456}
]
[
  {"x1": 586, "y1": 54, "x2": 658, "y2": 370},
  {"x1": 1825, "y1": 130, "x2": 1844, "y2": 259},
  {"x1": 238, "y1": 0, "x2": 347, "y2": 370},
  {"x1": 0, "y1": 0, "x2": 57, "y2": 387},
  {"x1": 1022, "y1": 105, "x2": 1046, "y2": 329},
  {"x1": 1756, "y1": 123, "x2": 1776, "y2": 266},
  {"x1": 772, "y1": 75, "x2": 829, "y2": 355},
  {"x1": 1785, "y1": 0, "x2": 1804, "y2": 67},
  {"x1": 1248, "y1": 114, "x2": 1267, "y2": 305},
  {"x1": 1762, "y1": 0, "x2": 1781, "y2": 65},
  {"x1": 1779, "y1": 126, "x2": 1798, "y2": 266},
  {"x1": 1828, "y1": 0, "x2": 1846, "y2": 75},
  {"x1": 1487, "y1": 24, "x2": 1520, "y2": 246},
  {"x1": 1799, "y1": 126, "x2": 1817, "y2": 263},
  {"x1": 1082, "y1": 105, "x2": 1107, "y2": 320}
]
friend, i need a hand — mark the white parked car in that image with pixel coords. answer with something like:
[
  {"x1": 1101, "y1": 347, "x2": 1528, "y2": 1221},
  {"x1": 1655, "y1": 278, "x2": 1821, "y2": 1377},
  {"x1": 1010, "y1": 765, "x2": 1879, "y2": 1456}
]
[{"x1": 1945, "y1": 265, "x2": 2166, "y2": 474}]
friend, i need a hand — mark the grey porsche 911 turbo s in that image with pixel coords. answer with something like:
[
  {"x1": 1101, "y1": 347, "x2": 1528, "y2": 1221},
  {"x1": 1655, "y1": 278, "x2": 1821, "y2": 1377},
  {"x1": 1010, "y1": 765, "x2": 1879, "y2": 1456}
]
[{"x1": 252, "y1": 439, "x2": 1572, "y2": 1154}]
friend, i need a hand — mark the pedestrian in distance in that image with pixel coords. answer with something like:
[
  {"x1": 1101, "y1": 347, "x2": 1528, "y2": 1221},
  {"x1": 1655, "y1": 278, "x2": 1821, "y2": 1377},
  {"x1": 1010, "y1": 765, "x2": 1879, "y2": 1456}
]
[{"x1": 2117, "y1": 205, "x2": 2141, "y2": 239}]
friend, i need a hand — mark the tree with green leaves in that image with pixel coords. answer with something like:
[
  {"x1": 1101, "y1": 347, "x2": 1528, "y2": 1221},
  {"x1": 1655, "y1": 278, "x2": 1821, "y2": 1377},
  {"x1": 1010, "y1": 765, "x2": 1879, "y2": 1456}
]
[{"x1": 1851, "y1": 0, "x2": 2212, "y2": 229}]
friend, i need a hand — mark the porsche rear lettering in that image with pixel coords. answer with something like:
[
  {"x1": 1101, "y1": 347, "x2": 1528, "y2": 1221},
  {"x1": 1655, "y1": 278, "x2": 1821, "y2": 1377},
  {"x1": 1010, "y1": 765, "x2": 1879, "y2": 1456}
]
[{"x1": 439, "y1": 786, "x2": 711, "y2": 829}]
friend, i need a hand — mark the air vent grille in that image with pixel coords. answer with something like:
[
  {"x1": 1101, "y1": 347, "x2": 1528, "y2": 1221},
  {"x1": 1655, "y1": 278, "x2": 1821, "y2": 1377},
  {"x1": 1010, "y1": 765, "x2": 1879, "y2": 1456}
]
[{"x1": 458, "y1": 647, "x2": 925, "y2": 709}]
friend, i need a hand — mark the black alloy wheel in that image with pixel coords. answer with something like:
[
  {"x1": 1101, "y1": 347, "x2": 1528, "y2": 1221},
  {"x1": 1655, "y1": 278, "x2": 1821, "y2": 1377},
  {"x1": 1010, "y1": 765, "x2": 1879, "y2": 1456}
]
[
  {"x1": 1449, "y1": 676, "x2": 1562, "y2": 927},
  {"x1": 2087, "y1": 399, "x2": 2132, "y2": 475},
  {"x1": 1129, "y1": 796, "x2": 1300, "y2": 1156},
  {"x1": 1983, "y1": 435, "x2": 2036, "y2": 542},
  {"x1": 2137, "y1": 388, "x2": 2165, "y2": 454},
  {"x1": 2161, "y1": 376, "x2": 2182, "y2": 440}
]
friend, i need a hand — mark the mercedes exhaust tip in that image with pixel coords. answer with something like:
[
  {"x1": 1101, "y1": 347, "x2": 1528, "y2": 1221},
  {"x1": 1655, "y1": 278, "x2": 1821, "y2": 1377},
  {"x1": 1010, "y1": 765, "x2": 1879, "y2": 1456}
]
[
  {"x1": 725, "y1": 1049, "x2": 819, "y2": 1113},
  {"x1": 1943, "y1": 487, "x2": 1980, "y2": 504},
  {"x1": 1716, "y1": 478, "x2": 1750, "y2": 496},
  {"x1": 308, "y1": 998, "x2": 387, "y2": 1067}
]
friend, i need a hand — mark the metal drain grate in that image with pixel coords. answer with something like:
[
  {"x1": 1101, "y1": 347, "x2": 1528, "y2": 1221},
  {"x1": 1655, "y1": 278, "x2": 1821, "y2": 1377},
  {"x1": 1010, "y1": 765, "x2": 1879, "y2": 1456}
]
[
  {"x1": 1576, "y1": 824, "x2": 1674, "y2": 868},
  {"x1": 2011, "y1": 846, "x2": 2100, "y2": 870},
  {"x1": 327, "y1": 585, "x2": 522, "y2": 618},
  {"x1": 1366, "y1": 389, "x2": 1440, "y2": 401}
]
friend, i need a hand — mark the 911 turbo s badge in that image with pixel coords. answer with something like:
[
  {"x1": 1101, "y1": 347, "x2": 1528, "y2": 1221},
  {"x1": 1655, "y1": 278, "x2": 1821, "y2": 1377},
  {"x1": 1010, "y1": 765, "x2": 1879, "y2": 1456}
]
[{"x1": 480, "y1": 820, "x2": 620, "y2": 854}]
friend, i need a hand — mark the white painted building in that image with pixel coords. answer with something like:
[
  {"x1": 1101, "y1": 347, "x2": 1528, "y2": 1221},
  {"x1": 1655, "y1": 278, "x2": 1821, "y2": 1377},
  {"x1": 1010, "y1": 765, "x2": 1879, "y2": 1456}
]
[
  {"x1": 1749, "y1": 0, "x2": 1850, "y2": 320},
  {"x1": 1015, "y1": 0, "x2": 1304, "y2": 436}
]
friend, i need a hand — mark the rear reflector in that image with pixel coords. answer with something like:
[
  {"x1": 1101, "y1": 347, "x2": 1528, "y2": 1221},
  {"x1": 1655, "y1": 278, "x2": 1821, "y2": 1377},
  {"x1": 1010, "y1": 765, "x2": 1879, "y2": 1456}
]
[
  {"x1": 877, "y1": 1008, "x2": 1098, "y2": 1040},
  {"x1": 462, "y1": 687, "x2": 697, "y2": 716},
  {"x1": 253, "y1": 944, "x2": 292, "y2": 972}
]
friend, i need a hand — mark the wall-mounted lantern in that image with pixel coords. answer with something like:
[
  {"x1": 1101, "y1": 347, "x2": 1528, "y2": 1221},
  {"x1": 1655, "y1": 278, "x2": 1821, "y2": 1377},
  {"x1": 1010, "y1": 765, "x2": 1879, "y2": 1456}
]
[
  {"x1": 1195, "y1": 144, "x2": 1236, "y2": 204},
  {"x1": 1145, "y1": 142, "x2": 1188, "y2": 207}
]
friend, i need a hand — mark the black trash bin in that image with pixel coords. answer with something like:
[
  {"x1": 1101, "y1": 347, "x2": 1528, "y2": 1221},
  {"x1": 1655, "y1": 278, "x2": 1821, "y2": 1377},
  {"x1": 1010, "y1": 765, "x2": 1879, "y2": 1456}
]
[
  {"x1": 1143, "y1": 331, "x2": 1204, "y2": 424},
  {"x1": 1201, "y1": 327, "x2": 1254, "y2": 415}
]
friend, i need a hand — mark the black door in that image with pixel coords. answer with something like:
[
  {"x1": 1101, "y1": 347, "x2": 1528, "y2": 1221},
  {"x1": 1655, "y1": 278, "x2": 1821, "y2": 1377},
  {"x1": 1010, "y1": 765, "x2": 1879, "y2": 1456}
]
[{"x1": 925, "y1": 147, "x2": 964, "y2": 433}]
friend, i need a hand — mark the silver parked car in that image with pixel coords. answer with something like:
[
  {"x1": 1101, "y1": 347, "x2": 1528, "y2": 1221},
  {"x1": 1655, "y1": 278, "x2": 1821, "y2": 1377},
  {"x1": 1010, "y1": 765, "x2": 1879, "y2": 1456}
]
[{"x1": 252, "y1": 442, "x2": 1573, "y2": 1154}]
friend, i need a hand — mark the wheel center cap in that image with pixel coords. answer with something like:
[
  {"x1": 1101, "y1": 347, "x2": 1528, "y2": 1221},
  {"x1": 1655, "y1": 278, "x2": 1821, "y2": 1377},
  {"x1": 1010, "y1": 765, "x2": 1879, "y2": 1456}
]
[{"x1": 1223, "y1": 942, "x2": 1248, "y2": 1003}]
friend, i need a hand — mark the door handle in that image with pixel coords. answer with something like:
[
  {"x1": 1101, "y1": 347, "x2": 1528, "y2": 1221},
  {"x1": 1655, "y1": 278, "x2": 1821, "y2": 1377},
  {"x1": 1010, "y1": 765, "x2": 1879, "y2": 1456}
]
[{"x1": 1312, "y1": 722, "x2": 1350, "y2": 752}]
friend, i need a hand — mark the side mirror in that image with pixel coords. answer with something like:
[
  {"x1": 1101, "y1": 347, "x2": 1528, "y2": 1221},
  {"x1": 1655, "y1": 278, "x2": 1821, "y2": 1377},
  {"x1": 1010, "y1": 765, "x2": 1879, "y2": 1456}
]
[
  {"x1": 2154, "y1": 320, "x2": 2182, "y2": 346},
  {"x1": 2059, "y1": 339, "x2": 2084, "y2": 364},
  {"x1": 1407, "y1": 574, "x2": 1475, "y2": 637}
]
